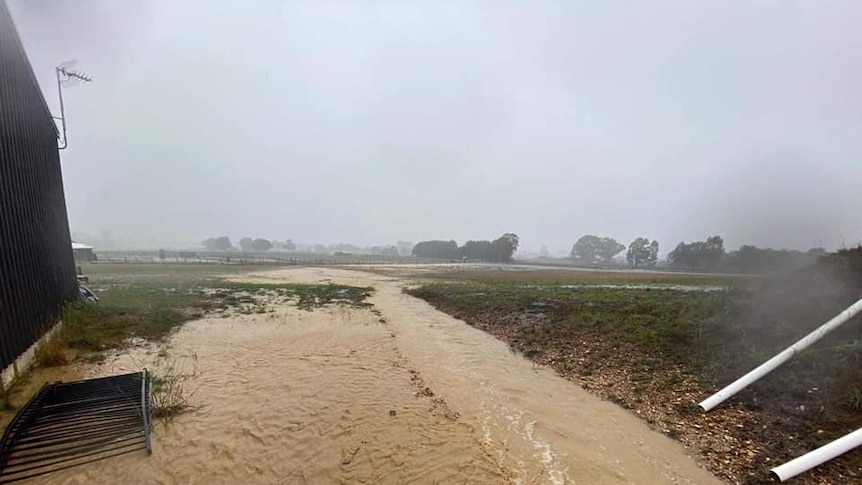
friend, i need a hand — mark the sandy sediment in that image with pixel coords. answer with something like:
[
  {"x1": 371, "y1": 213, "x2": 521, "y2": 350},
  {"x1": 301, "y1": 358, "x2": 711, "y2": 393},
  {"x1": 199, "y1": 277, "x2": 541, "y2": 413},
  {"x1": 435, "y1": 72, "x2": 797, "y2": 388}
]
[{"x1": 34, "y1": 267, "x2": 721, "y2": 484}]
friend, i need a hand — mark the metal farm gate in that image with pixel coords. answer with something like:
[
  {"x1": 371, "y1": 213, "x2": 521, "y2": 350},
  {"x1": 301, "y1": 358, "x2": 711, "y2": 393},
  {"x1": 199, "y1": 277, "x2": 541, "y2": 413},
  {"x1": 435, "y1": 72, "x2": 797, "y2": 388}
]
[{"x1": 0, "y1": 1, "x2": 78, "y2": 372}]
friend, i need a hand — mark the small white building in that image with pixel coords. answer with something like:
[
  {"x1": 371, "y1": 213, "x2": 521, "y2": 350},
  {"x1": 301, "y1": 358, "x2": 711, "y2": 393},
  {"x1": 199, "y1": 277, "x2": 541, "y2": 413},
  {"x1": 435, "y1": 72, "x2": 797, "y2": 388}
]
[{"x1": 72, "y1": 242, "x2": 96, "y2": 262}]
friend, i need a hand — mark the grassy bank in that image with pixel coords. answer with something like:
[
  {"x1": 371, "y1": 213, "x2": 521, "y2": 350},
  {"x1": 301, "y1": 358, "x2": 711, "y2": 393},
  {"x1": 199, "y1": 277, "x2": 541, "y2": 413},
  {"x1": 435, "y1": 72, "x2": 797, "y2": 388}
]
[{"x1": 407, "y1": 273, "x2": 861, "y2": 484}]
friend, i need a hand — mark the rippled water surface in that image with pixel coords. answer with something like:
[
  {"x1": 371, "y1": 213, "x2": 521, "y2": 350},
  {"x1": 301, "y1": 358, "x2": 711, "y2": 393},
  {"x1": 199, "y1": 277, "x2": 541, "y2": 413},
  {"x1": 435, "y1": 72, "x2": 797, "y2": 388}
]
[{"x1": 35, "y1": 267, "x2": 720, "y2": 484}]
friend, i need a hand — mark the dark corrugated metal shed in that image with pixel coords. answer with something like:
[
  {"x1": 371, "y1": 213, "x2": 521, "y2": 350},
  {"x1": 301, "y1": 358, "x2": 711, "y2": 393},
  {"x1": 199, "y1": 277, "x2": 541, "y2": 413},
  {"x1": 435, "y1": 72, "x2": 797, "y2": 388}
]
[{"x1": 0, "y1": 0, "x2": 78, "y2": 372}]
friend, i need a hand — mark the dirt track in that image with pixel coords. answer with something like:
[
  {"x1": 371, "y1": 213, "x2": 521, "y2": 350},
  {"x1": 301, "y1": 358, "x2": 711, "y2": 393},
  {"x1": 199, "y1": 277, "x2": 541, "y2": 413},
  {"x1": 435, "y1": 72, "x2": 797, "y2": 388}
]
[{"x1": 40, "y1": 267, "x2": 721, "y2": 484}]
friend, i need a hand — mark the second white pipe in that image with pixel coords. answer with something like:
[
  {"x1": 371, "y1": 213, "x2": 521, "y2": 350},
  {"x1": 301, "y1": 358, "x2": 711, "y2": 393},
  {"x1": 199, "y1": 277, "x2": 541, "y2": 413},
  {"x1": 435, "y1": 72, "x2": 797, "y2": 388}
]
[
  {"x1": 699, "y1": 297, "x2": 862, "y2": 412},
  {"x1": 770, "y1": 427, "x2": 862, "y2": 482}
]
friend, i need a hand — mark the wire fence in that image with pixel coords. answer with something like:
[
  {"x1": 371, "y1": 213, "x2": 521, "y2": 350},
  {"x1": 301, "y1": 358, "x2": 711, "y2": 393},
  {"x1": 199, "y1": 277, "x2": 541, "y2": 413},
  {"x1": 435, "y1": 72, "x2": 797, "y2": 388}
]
[
  {"x1": 0, "y1": 2, "x2": 78, "y2": 372},
  {"x1": 91, "y1": 250, "x2": 443, "y2": 267}
]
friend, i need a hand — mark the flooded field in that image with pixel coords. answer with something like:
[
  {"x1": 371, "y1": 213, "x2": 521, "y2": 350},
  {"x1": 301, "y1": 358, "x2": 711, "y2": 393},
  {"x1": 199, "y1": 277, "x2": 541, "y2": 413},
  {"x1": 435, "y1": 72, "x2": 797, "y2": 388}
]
[{"x1": 23, "y1": 267, "x2": 719, "y2": 484}]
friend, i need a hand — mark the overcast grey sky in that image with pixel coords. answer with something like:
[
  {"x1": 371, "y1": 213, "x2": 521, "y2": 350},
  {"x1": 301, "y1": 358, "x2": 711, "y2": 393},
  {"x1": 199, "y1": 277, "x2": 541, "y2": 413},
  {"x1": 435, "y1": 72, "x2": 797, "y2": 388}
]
[{"x1": 9, "y1": 0, "x2": 862, "y2": 254}]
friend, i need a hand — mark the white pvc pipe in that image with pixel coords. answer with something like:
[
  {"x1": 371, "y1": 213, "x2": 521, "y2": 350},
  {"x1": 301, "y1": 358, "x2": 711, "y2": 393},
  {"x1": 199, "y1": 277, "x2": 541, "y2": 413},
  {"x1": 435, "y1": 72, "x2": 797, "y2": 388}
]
[
  {"x1": 699, "y1": 297, "x2": 862, "y2": 412},
  {"x1": 770, "y1": 428, "x2": 862, "y2": 482}
]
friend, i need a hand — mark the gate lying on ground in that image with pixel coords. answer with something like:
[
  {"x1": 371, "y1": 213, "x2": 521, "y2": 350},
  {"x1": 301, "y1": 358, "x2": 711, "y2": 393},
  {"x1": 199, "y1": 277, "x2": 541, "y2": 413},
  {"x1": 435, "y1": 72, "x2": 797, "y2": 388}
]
[
  {"x1": 0, "y1": 0, "x2": 78, "y2": 373},
  {"x1": 0, "y1": 371, "x2": 154, "y2": 483}
]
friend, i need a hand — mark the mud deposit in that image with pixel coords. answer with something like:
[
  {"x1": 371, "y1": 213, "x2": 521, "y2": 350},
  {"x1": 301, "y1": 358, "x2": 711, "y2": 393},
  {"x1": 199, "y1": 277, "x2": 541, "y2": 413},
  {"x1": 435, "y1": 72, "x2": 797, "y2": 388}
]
[{"x1": 32, "y1": 268, "x2": 719, "y2": 484}]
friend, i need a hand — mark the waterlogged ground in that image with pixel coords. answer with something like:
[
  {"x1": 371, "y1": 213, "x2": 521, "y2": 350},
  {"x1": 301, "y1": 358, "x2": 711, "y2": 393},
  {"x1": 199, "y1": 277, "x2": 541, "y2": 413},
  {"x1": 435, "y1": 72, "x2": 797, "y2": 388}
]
[
  {"x1": 404, "y1": 273, "x2": 862, "y2": 484},
  {"x1": 24, "y1": 267, "x2": 720, "y2": 484}
]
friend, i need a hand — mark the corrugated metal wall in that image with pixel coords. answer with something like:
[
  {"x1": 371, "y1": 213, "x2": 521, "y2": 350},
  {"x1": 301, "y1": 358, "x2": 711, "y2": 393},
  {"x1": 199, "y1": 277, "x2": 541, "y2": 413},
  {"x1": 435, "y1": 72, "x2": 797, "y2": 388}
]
[{"x1": 0, "y1": 1, "x2": 78, "y2": 371}]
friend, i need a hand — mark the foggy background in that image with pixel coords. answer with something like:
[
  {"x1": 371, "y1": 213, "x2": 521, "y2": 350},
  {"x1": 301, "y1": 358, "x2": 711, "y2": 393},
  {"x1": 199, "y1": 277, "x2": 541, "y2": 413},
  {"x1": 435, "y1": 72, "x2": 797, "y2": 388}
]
[{"x1": 8, "y1": 0, "x2": 862, "y2": 255}]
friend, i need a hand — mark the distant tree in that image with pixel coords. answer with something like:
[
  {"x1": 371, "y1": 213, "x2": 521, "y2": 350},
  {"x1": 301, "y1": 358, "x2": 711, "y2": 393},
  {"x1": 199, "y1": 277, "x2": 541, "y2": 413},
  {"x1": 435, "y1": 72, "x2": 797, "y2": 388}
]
[
  {"x1": 252, "y1": 238, "x2": 272, "y2": 251},
  {"x1": 724, "y1": 245, "x2": 825, "y2": 273},
  {"x1": 646, "y1": 240, "x2": 659, "y2": 267},
  {"x1": 703, "y1": 235, "x2": 724, "y2": 269},
  {"x1": 491, "y1": 233, "x2": 519, "y2": 262},
  {"x1": 413, "y1": 240, "x2": 460, "y2": 259},
  {"x1": 730, "y1": 245, "x2": 758, "y2": 270},
  {"x1": 381, "y1": 246, "x2": 400, "y2": 257},
  {"x1": 461, "y1": 240, "x2": 494, "y2": 261},
  {"x1": 202, "y1": 236, "x2": 232, "y2": 251},
  {"x1": 626, "y1": 237, "x2": 655, "y2": 267},
  {"x1": 413, "y1": 235, "x2": 518, "y2": 262},
  {"x1": 571, "y1": 235, "x2": 602, "y2": 263},
  {"x1": 396, "y1": 241, "x2": 415, "y2": 256},
  {"x1": 572, "y1": 235, "x2": 625, "y2": 264},
  {"x1": 313, "y1": 244, "x2": 327, "y2": 253},
  {"x1": 668, "y1": 242, "x2": 695, "y2": 269},
  {"x1": 158, "y1": 249, "x2": 166, "y2": 261},
  {"x1": 239, "y1": 237, "x2": 254, "y2": 251},
  {"x1": 668, "y1": 235, "x2": 725, "y2": 270},
  {"x1": 333, "y1": 243, "x2": 361, "y2": 253},
  {"x1": 283, "y1": 239, "x2": 296, "y2": 251},
  {"x1": 599, "y1": 238, "x2": 626, "y2": 263}
]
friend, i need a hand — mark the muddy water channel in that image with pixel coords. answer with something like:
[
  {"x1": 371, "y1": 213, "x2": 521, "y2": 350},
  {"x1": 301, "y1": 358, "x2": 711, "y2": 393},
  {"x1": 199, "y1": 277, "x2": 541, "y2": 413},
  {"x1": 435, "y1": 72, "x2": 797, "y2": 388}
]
[{"x1": 35, "y1": 268, "x2": 720, "y2": 484}]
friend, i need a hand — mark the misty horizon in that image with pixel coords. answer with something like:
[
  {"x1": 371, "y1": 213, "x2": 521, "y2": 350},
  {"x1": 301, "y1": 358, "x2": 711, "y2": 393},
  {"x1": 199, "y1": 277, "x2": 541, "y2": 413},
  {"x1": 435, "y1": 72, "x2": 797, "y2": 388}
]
[{"x1": 9, "y1": 1, "x2": 861, "y2": 255}]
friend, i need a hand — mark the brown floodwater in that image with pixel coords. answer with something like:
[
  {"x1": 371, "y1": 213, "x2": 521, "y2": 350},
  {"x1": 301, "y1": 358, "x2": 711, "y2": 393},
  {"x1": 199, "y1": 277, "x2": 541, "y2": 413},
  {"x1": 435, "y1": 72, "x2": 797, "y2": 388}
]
[{"x1": 28, "y1": 267, "x2": 721, "y2": 484}]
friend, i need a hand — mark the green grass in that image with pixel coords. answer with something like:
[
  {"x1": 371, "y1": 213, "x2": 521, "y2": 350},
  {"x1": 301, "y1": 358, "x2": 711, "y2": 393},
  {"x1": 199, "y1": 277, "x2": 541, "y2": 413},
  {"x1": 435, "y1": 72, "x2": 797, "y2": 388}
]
[
  {"x1": 61, "y1": 300, "x2": 190, "y2": 352},
  {"x1": 421, "y1": 268, "x2": 758, "y2": 288},
  {"x1": 56, "y1": 279, "x2": 210, "y2": 353},
  {"x1": 82, "y1": 262, "x2": 261, "y2": 280},
  {"x1": 407, "y1": 282, "x2": 736, "y2": 371},
  {"x1": 33, "y1": 338, "x2": 70, "y2": 368},
  {"x1": 150, "y1": 354, "x2": 199, "y2": 424}
]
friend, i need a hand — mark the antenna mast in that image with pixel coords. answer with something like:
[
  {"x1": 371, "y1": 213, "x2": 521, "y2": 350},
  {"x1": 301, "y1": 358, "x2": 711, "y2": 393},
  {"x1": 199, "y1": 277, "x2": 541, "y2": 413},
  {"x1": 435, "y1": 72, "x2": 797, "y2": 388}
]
[{"x1": 54, "y1": 64, "x2": 92, "y2": 150}]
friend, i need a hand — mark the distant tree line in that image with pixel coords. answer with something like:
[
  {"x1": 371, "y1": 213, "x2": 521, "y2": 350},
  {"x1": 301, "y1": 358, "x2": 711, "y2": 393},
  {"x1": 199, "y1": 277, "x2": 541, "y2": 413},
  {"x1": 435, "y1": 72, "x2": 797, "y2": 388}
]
[
  {"x1": 365, "y1": 245, "x2": 400, "y2": 257},
  {"x1": 567, "y1": 233, "x2": 824, "y2": 273},
  {"x1": 724, "y1": 245, "x2": 825, "y2": 273},
  {"x1": 668, "y1": 236, "x2": 824, "y2": 272},
  {"x1": 667, "y1": 235, "x2": 725, "y2": 270},
  {"x1": 204, "y1": 231, "x2": 822, "y2": 273},
  {"x1": 201, "y1": 236, "x2": 295, "y2": 252},
  {"x1": 412, "y1": 233, "x2": 520, "y2": 262},
  {"x1": 309, "y1": 242, "x2": 401, "y2": 256},
  {"x1": 238, "y1": 237, "x2": 273, "y2": 252},
  {"x1": 201, "y1": 236, "x2": 232, "y2": 251},
  {"x1": 412, "y1": 240, "x2": 459, "y2": 259},
  {"x1": 570, "y1": 235, "x2": 658, "y2": 267},
  {"x1": 201, "y1": 237, "x2": 408, "y2": 256}
]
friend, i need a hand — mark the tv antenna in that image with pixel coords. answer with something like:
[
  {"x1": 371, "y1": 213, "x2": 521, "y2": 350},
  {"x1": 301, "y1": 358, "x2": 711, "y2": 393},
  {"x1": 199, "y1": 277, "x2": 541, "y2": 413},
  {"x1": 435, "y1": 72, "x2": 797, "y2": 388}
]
[{"x1": 54, "y1": 61, "x2": 92, "y2": 150}]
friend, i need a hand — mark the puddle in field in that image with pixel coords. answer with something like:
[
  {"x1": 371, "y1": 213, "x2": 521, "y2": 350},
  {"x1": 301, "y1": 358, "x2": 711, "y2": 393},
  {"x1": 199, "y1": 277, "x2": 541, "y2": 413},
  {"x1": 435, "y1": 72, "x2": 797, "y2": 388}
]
[
  {"x1": 552, "y1": 284, "x2": 727, "y2": 292},
  {"x1": 26, "y1": 267, "x2": 721, "y2": 484}
]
